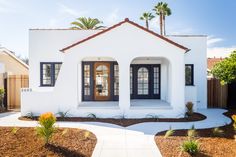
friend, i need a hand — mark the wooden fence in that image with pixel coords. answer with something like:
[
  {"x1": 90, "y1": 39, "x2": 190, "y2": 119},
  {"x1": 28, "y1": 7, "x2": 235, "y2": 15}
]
[
  {"x1": 4, "y1": 75, "x2": 29, "y2": 109},
  {"x1": 207, "y1": 78, "x2": 228, "y2": 108}
]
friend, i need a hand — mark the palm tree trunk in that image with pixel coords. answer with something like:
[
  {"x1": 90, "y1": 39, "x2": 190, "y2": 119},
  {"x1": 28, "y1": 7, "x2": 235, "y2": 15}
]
[
  {"x1": 146, "y1": 20, "x2": 149, "y2": 29},
  {"x1": 163, "y1": 15, "x2": 166, "y2": 35},
  {"x1": 160, "y1": 13, "x2": 163, "y2": 35}
]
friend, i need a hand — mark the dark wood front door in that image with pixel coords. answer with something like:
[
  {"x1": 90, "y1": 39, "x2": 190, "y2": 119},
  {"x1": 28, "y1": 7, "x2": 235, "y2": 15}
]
[{"x1": 94, "y1": 62, "x2": 110, "y2": 101}]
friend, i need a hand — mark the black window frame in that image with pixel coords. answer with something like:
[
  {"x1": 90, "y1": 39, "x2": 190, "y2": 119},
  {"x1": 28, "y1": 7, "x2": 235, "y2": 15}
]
[
  {"x1": 40, "y1": 62, "x2": 62, "y2": 87},
  {"x1": 185, "y1": 64, "x2": 194, "y2": 86},
  {"x1": 130, "y1": 64, "x2": 161, "y2": 99}
]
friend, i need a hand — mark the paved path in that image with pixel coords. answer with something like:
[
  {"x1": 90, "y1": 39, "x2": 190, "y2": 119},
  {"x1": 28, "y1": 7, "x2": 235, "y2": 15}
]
[{"x1": 0, "y1": 109, "x2": 231, "y2": 157}]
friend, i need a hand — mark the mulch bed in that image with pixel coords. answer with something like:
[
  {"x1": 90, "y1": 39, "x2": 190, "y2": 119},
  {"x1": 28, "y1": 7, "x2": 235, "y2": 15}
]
[
  {"x1": 0, "y1": 127, "x2": 97, "y2": 157},
  {"x1": 155, "y1": 109, "x2": 236, "y2": 157},
  {"x1": 19, "y1": 112, "x2": 206, "y2": 127}
]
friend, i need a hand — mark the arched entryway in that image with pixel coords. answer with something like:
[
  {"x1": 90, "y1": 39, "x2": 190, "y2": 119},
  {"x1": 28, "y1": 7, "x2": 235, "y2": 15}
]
[{"x1": 129, "y1": 57, "x2": 171, "y2": 107}]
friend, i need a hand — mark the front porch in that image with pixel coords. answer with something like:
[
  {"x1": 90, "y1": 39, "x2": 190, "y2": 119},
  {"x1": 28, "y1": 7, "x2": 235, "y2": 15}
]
[{"x1": 78, "y1": 99, "x2": 171, "y2": 109}]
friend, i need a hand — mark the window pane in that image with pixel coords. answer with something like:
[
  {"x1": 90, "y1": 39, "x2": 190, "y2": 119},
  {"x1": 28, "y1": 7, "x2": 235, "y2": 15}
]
[
  {"x1": 84, "y1": 64, "x2": 90, "y2": 96},
  {"x1": 130, "y1": 67, "x2": 133, "y2": 94},
  {"x1": 114, "y1": 64, "x2": 119, "y2": 96},
  {"x1": 185, "y1": 65, "x2": 193, "y2": 85},
  {"x1": 42, "y1": 64, "x2": 52, "y2": 85},
  {"x1": 137, "y1": 67, "x2": 149, "y2": 95},
  {"x1": 54, "y1": 63, "x2": 62, "y2": 82},
  {"x1": 153, "y1": 67, "x2": 160, "y2": 94}
]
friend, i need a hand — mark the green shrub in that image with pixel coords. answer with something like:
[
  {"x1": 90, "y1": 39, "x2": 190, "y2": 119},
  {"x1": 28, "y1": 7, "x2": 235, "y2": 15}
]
[
  {"x1": 36, "y1": 112, "x2": 56, "y2": 145},
  {"x1": 212, "y1": 127, "x2": 224, "y2": 137},
  {"x1": 11, "y1": 127, "x2": 19, "y2": 135},
  {"x1": 164, "y1": 127, "x2": 175, "y2": 138},
  {"x1": 57, "y1": 110, "x2": 70, "y2": 119},
  {"x1": 181, "y1": 139, "x2": 200, "y2": 155},
  {"x1": 185, "y1": 102, "x2": 194, "y2": 117},
  {"x1": 25, "y1": 112, "x2": 34, "y2": 119},
  {"x1": 87, "y1": 113, "x2": 97, "y2": 119},
  {"x1": 187, "y1": 125, "x2": 198, "y2": 139},
  {"x1": 146, "y1": 113, "x2": 159, "y2": 121}
]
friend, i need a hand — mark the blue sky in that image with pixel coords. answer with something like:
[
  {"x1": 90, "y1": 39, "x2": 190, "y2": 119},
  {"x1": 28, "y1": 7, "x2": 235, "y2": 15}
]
[{"x1": 0, "y1": 0, "x2": 235, "y2": 58}]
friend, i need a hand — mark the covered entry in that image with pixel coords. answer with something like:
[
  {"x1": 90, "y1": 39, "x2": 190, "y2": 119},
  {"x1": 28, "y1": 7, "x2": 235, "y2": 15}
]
[
  {"x1": 82, "y1": 57, "x2": 119, "y2": 101},
  {"x1": 130, "y1": 64, "x2": 160, "y2": 99}
]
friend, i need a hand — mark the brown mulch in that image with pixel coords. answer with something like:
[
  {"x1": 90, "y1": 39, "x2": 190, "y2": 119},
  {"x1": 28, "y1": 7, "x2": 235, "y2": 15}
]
[
  {"x1": 155, "y1": 109, "x2": 236, "y2": 157},
  {"x1": 19, "y1": 112, "x2": 206, "y2": 127},
  {"x1": 0, "y1": 127, "x2": 97, "y2": 157}
]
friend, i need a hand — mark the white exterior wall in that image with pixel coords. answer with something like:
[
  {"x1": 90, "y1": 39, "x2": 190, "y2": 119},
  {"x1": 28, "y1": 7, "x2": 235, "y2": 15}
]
[
  {"x1": 22, "y1": 22, "x2": 207, "y2": 118},
  {"x1": 168, "y1": 36, "x2": 207, "y2": 109},
  {"x1": 29, "y1": 30, "x2": 100, "y2": 91}
]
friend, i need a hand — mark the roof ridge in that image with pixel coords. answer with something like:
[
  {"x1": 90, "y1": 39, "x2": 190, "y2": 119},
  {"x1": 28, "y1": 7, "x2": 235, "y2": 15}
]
[{"x1": 60, "y1": 18, "x2": 189, "y2": 52}]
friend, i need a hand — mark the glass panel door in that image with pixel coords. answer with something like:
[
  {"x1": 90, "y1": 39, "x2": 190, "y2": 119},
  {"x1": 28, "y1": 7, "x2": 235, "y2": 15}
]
[{"x1": 94, "y1": 62, "x2": 110, "y2": 100}]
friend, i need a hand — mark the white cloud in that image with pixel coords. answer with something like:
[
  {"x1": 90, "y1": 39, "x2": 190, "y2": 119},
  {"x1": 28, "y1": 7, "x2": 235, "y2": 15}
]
[
  {"x1": 207, "y1": 36, "x2": 224, "y2": 47},
  {"x1": 105, "y1": 8, "x2": 120, "y2": 26},
  {"x1": 207, "y1": 46, "x2": 236, "y2": 58}
]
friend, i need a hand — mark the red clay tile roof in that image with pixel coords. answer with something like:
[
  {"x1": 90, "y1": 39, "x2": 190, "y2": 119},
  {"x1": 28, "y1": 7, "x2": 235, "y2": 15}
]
[
  {"x1": 60, "y1": 18, "x2": 189, "y2": 52},
  {"x1": 207, "y1": 58, "x2": 224, "y2": 70}
]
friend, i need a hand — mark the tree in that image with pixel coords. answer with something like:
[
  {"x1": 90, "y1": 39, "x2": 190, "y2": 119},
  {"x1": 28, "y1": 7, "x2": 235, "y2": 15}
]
[
  {"x1": 153, "y1": 2, "x2": 171, "y2": 35},
  {"x1": 71, "y1": 17, "x2": 105, "y2": 30},
  {"x1": 211, "y1": 51, "x2": 236, "y2": 85},
  {"x1": 140, "y1": 12, "x2": 155, "y2": 29}
]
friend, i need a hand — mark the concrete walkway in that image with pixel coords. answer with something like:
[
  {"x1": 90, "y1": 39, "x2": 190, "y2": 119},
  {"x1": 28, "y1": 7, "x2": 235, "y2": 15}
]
[{"x1": 0, "y1": 109, "x2": 231, "y2": 157}]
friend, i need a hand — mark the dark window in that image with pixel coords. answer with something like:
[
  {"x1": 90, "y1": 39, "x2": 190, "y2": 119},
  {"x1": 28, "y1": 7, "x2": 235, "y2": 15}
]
[
  {"x1": 137, "y1": 67, "x2": 149, "y2": 95},
  {"x1": 185, "y1": 64, "x2": 194, "y2": 85},
  {"x1": 114, "y1": 64, "x2": 119, "y2": 96},
  {"x1": 40, "y1": 62, "x2": 62, "y2": 86}
]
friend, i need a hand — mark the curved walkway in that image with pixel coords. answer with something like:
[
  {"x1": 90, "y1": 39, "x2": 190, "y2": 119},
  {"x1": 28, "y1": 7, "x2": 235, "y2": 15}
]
[{"x1": 0, "y1": 109, "x2": 231, "y2": 157}]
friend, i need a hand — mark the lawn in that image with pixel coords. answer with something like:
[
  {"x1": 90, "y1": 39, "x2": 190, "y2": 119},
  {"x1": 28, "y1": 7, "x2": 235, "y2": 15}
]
[
  {"x1": 155, "y1": 109, "x2": 236, "y2": 157},
  {"x1": 0, "y1": 127, "x2": 97, "y2": 157}
]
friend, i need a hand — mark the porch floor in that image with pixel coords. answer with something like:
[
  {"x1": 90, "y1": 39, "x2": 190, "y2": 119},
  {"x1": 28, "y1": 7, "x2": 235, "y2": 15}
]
[
  {"x1": 78, "y1": 99, "x2": 171, "y2": 109},
  {"x1": 130, "y1": 99, "x2": 171, "y2": 109}
]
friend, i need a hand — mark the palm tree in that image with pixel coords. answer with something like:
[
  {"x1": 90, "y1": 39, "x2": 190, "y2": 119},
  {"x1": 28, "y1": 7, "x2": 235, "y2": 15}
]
[
  {"x1": 162, "y1": 4, "x2": 171, "y2": 35},
  {"x1": 140, "y1": 12, "x2": 155, "y2": 29},
  {"x1": 71, "y1": 17, "x2": 105, "y2": 30},
  {"x1": 153, "y1": 2, "x2": 171, "y2": 35}
]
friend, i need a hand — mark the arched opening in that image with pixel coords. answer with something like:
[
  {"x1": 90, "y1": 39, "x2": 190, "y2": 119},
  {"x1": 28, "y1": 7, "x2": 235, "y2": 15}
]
[
  {"x1": 81, "y1": 57, "x2": 119, "y2": 101},
  {"x1": 130, "y1": 57, "x2": 171, "y2": 106}
]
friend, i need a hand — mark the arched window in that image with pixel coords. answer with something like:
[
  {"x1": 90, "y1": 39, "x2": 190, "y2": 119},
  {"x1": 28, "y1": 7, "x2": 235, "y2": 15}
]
[{"x1": 137, "y1": 67, "x2": 149, "y2": 95}]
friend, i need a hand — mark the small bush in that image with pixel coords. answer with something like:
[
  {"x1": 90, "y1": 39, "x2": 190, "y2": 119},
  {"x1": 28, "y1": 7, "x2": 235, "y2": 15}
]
[
  {"x1": 25, "y1": 112, "x2": 34, "y2": 119},
  {"x1": 212, "y1": 127, "x2": 224, "y2": 137},
  {"x1": 57, "y1": 110, "x2": 70, "y2": 119},
  {"x1": 185, "y1": 102, "x2": 194, "y2": 117},
  {"x1": 146, "y1": 114, "x2": 159, "y2": 121},
  {"x1": 87, "y1": 113, "x2": 97, "y2": 119},
  {"x1": 84, "y1": 131, "x2": 91, "y2": 140},
  {"x1": 11, "y1": 127, "x2": 19, "y2": 135},
  {"x1": 164, "y1": 127, "x2": 175, "y2": 138},
  {"x1": 232, "y1": 115, "x2": 236, "y2": 131},
  {"x1": 181, "y1": 139, "x2": 200, "y2": 155},
  {"x1": 36, "y1": 112, "x2": 56, "y2": 145},
  {"x1": 187, "y1": 125, "x2": 198, "y2": 139}
]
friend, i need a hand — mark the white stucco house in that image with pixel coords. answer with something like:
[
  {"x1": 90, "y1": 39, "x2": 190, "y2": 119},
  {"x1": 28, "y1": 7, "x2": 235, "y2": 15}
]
[{"x1": 21, "y1": 18, "x2": 207, "y2": 118}]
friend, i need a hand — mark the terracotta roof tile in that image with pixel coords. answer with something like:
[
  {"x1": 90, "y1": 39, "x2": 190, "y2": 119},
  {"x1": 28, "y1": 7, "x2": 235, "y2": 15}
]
[{"x1": 207, "y1": 58, "x2": 224, "y2": 70}]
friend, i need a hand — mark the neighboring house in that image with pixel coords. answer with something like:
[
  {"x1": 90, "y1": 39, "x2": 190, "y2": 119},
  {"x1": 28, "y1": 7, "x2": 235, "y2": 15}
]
[
  {"x1": 21, "y1": 18, "x2": 207, "y2": 118},
  {"x1": 0, "y1": 47, "x2": 29, "y2": 109},
  {"x1": 207, "y1": 57, "x2": 224, "y2": 78},
  {"x1": 0, "y1": 47, "x2": 29, "y2": 88}
]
